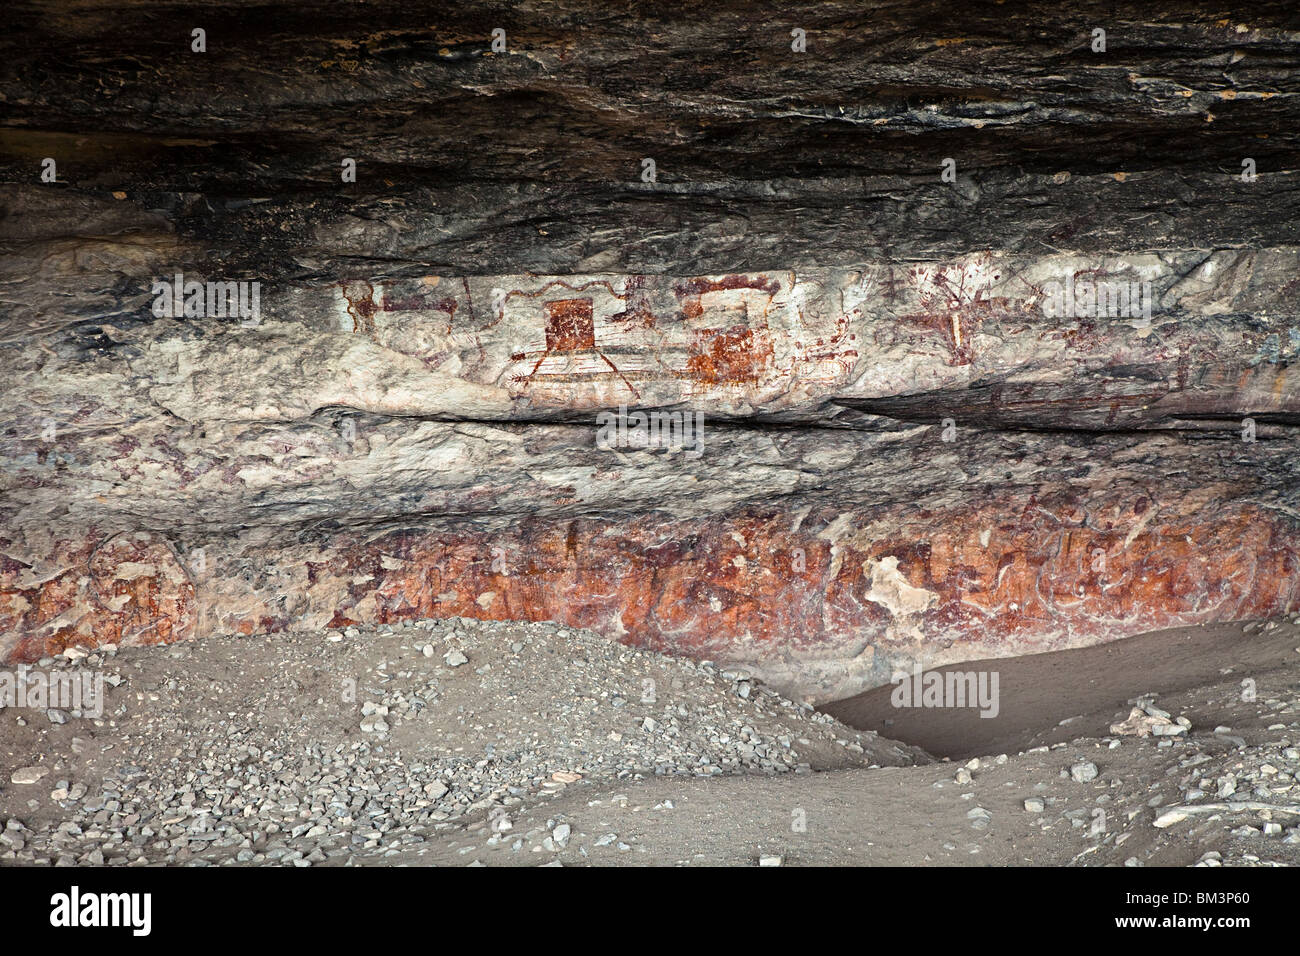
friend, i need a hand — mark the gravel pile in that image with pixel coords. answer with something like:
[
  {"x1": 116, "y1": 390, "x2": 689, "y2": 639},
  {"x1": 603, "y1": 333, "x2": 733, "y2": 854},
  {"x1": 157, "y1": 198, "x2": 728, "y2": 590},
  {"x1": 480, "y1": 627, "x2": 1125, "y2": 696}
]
[{"x1": 0, "y1": 618, "x2": 922, "y2": 866}]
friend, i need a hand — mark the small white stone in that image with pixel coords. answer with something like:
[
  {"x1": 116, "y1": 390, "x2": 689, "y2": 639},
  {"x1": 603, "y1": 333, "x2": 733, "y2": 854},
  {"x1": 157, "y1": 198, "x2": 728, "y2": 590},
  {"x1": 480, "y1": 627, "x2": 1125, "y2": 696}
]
[{"x1": 1153, "y1": 809, "x2": 1189, "y2": 829}]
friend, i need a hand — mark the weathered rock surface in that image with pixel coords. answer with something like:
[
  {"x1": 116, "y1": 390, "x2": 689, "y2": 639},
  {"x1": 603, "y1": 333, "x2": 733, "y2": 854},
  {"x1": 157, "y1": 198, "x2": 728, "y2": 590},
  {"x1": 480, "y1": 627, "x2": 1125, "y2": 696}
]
[{"x1": 2, "y1": 1, "x2": 1298, "y2": 700}]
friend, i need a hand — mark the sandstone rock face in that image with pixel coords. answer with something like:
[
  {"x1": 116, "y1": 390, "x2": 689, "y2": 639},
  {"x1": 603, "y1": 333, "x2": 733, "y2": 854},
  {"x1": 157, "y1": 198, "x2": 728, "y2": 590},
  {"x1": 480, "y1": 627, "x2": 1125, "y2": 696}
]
[{"x1": 2, "y1": 1, "x2": 1298, "y2": 701}]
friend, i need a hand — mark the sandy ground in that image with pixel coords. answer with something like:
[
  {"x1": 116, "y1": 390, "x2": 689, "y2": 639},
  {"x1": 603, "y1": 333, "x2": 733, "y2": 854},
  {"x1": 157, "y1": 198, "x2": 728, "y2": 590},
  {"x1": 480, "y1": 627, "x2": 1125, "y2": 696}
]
[{"x1": 1, "y1": 616, "x2": 1298, "y2": 866}]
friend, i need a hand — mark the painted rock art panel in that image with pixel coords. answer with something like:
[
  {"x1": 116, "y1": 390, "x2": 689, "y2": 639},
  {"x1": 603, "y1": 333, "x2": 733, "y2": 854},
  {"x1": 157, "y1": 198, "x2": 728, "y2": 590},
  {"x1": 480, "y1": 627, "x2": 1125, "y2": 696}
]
[
  {"x1": 5, "y1": 476, "x2": 1297, "y2": 702},
  {"x1": 3, "y1": 202, "x2": 1299, "y2": 699}
]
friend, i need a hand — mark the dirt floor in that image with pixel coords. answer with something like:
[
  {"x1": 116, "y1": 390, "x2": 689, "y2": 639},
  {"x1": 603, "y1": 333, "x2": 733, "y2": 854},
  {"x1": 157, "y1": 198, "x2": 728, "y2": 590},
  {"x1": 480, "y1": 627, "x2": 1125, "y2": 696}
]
[{"x1": 1, "y1": 616, "x2": 1298, "y2": 866}]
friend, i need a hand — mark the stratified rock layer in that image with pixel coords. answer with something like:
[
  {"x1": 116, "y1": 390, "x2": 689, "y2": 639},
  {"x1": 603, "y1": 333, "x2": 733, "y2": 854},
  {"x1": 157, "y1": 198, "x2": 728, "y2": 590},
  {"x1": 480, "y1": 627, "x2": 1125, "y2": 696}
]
[{"x1": 2, "y1": 1, "x2": 1298, "y2": 700}]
